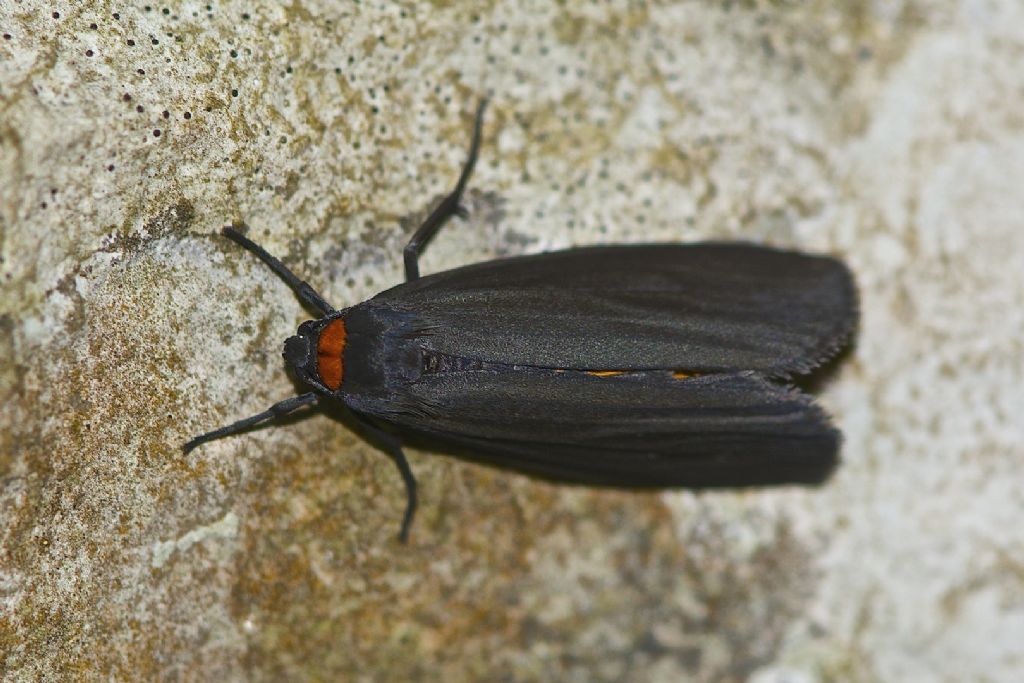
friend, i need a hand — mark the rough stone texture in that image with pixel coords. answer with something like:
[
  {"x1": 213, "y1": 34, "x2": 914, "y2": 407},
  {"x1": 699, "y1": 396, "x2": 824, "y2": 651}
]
[{"x1": 2, "y1": 1, "x2": 1022, "y2": 681}]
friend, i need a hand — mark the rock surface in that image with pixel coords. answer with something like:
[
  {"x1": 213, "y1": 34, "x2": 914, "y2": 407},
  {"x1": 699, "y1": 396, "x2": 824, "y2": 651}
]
[{"x1": 2, "y1": 1, "x2": 1022, "y2": 681}]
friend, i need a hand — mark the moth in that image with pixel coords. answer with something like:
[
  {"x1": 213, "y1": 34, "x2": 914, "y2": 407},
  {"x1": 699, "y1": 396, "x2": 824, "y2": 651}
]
[{"x1": 185, "y1": 101, "x2": 858, "y2": 541}]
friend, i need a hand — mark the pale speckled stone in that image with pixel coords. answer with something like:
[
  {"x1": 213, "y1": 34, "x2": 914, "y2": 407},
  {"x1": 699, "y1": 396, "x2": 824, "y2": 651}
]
[{"x1": 2, "y1": 1, "x2": 1022, "y2": 681}]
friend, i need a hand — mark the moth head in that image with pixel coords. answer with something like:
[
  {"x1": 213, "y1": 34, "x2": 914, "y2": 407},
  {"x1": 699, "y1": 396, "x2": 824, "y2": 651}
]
[{"x1": 284, "y1": 317, "x2": 346, "y2": 392}]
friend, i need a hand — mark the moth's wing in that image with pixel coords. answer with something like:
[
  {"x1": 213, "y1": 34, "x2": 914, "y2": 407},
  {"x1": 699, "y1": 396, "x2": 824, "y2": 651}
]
[
  {"x1": 371, "y1": 243, "x2": 857, "y2": 378},
  {"x1": 354, "y1": 371, "x2": 839, "y2": 487}
]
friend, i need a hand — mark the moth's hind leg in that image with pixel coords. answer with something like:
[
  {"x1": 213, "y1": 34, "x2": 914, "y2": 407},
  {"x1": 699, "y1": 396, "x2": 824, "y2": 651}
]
[
  {"x1": 351, "y1": 415, "x2": 419, "y2": 544},
  {"x1": 403, "y1": 99, "x2": 488, "y2": 282}
]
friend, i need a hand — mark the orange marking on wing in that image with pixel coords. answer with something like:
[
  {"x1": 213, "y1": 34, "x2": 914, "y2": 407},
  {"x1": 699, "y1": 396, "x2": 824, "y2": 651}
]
[
  {"x1": 581, "y1": 369, "x2": 699, "y2": 379},
  {"x1": 316, "y1": 319, "x2": 347, "y2": 390}
]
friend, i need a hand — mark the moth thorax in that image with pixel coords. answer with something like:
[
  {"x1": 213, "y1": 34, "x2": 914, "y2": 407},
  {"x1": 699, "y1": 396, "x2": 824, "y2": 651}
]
[{"x1": 316, "y1": 319, "x2": 347, "y2": 390}]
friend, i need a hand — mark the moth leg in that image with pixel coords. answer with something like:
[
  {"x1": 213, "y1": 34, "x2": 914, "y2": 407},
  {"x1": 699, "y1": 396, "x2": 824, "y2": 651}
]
[
  {"x1": 221, "y1": 227, "x2": 335, "y2": 316},
  {"x1": 403, "y1": 98, "x2": 488, "y2": 281},
  {"x1": 352, "y1": 416, "x2": 418, "y2": 543},
  {"x1": 183, "y1": 392, "x2": 319, "y2": 454}
]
